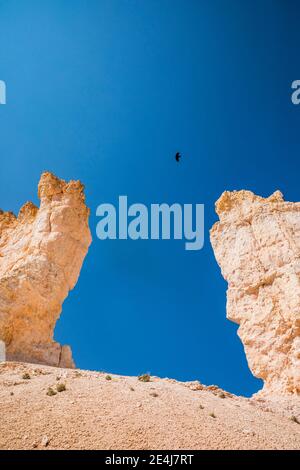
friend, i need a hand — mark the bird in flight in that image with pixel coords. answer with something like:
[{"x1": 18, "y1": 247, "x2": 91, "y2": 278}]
[{"x1": 175, "y1": 152, "x2": 181, "y2": 162}]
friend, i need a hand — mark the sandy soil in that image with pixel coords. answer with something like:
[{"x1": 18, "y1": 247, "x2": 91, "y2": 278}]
[{"x1": 0, "y1": 362, "x2": 299, "y2": 450}]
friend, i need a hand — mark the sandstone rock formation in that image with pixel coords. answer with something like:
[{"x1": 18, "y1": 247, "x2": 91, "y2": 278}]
[
  {"x1": 210, "y1": 190, "x2": 300, "y2": 396},
  {"x1": 0, "y1": 172, "x2": 92, "y2": 368}
]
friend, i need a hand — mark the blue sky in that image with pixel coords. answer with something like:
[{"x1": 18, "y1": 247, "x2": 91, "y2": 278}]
[{"x1": 0, "y1": 0, "x2": 299, "y2": 396}]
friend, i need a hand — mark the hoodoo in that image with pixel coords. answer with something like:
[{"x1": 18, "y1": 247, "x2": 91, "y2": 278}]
[
  {"x1": 210, "y1": 190, "x2": 300, "y2": 396},
  {"x1": 0, "y1": 172, "x2": 92, "y2": 368}
]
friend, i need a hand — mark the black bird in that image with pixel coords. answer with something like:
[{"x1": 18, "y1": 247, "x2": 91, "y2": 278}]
[{"x1": 175, "y1": 152, "x2": 181, "y2": 162}]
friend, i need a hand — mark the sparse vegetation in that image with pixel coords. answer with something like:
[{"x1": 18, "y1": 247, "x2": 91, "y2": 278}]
[
  {"x1": 291, "y1": 415, "x2": 300, "y2": 424},
  {"x1": 150, "y1": 392, "x2": 158, "y2": 398},
  {"x1": 138, "y1": 374, "x2": 151, "y2": 383},
  {"x1": 209, "y1": 412, "x2": 216, "y2": 418},
  {"x1": 105, "y1": 375, "x2": 112, "y2": 381},
  {"x1": 22, "y1": 373, "x2": 31, "y2": 380},
  {"x1": 56, "y1": 383, "x2": 66, "y2": 392},
  {"x1": 46, "y1": 387, "x2": 57, "y2": 396}
]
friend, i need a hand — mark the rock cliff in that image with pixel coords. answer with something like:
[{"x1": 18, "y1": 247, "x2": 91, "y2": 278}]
[
  {"x1": 210, "y1": 190, "x2": 300, "y2": 396},
  {"x1": 0, "y1": 172, "x2": 92, "y2": 368}
]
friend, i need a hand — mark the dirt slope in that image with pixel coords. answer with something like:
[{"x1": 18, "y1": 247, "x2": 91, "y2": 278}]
[{"x1": 0, "y1": 362, "x2": 299, "y2": 450}]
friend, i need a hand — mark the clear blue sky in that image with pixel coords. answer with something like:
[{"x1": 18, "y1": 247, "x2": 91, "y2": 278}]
[{"x1": 1, "y1": 0, "x2": 299, "y2": 396}]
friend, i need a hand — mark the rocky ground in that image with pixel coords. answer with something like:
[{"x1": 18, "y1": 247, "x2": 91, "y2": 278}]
[{"x1": 0, "y1": 362, "x2": 299, "y2": 450}]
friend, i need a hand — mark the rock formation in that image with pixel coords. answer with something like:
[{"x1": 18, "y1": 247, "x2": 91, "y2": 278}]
[
  {"x1": 210, "y1": 190, "x2": 300, "y2": 396},
  {"x1": 0, "y1": 172, "x2": 92, "y2": 368}
]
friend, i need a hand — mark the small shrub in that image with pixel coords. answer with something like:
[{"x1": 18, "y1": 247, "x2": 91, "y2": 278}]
[
  {"x1": 150, "y1": 392, "x2": 158, "y2": 398},
  {"x1": 56, "y1": 383, "x2": 66, "y2": 392},
  {"x1": 138, "y1": 374, "x2": 151, "y2": 383},
  {"x1": 105, "y1": 375, "x2": 112, "y2": 381},
  {"x1": 22, "y1": 373, "x2": 31, "y2": 380},
  {"x1": 209, "y1": 412, "x2": 216, "y2": 418},
  {"x1": 291, "y1": 415, "x2": 300, "y2": 424},
  {"x1": 199, "y1": 404, "x2": 204, "y2": 409},
  {"x1": 130, "y1": 387, "x2": 135, "y2": 391},
  {"x1": 219, "y1": 392, "x2": 226, "y2": 399},
  {"x1": 47, "y1": 387, "x2": 57, "y2": 396}
]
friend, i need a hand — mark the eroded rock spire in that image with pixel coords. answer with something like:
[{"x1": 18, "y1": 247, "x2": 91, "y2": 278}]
[
  {"x1": 210, "y1": 190, "x2": 300, "y2": 396},
  {"x1": 0, "y1": 172, "x2": 92, "y2": 368}
]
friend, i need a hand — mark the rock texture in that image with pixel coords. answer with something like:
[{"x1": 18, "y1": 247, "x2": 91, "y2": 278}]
[
  {"x1": 210, "y1": 190, "x2": 300, "y2": 396},
  {"x1": 0, "y1": 172, "x2": 92, "y2": 368}
]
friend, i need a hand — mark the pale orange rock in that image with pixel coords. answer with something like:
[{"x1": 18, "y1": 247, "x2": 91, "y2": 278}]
[
  {"x1": 210, "y1": 190, "x2": 300, "y2": 396},
  {"x1": 0, "y1": 172, "x2": 92, "y2": 368}
]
